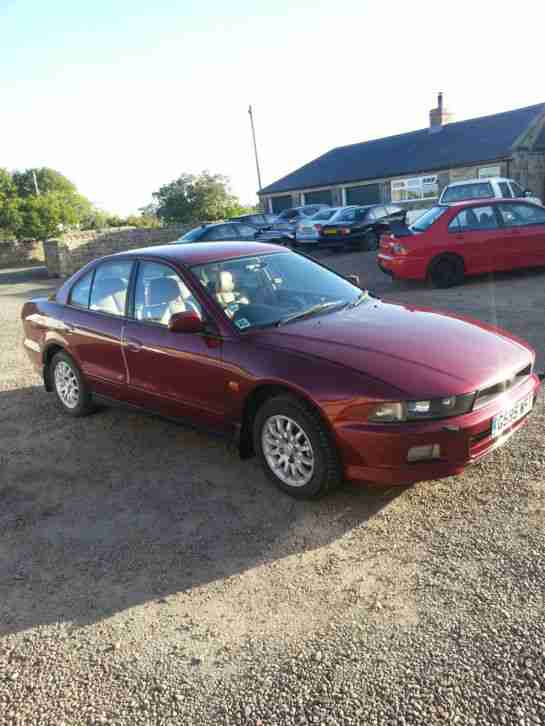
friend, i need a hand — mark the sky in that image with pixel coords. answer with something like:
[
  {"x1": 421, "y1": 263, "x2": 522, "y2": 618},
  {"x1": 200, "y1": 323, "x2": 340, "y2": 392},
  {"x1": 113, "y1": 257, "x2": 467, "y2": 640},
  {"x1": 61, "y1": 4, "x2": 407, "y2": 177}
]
[{"x1": 2, "y1": 0, "x2": 545, "y2": 216}]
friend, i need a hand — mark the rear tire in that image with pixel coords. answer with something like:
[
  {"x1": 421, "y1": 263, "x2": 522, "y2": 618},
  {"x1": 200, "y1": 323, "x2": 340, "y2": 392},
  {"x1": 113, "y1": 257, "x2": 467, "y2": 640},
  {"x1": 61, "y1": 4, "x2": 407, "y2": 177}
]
[
  {"x1": 51, "y1": 351, "x2": 95, "y2": 417},
  {"x1": 253, "y1": 395, "x2": 342, "y2": 499},
  {"x1": 428, "y1": 255, "x2": 465, "y2": 288},
  {"x1": 364, "y1": 230, "x2": 379, "y2": 251}
]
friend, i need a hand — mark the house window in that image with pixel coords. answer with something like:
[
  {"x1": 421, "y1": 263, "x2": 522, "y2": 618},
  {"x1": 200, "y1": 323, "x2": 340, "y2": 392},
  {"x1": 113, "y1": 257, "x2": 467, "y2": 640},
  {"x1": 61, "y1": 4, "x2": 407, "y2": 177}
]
[
  {"x1": 303, "y1": 189, "x2": 333, "y2": 206},
  {"x1": 391, "y1": 175, "x2": 438, "y2": 203},
  {"x1": 478, "y1": 165, "x2": 501, "y2": 179}
]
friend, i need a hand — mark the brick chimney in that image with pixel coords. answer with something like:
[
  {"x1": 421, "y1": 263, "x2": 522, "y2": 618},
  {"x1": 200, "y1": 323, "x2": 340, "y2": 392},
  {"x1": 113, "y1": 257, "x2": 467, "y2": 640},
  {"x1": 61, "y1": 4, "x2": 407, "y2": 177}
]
[{"x1": 429, "y1": 92, "x2": 454, "y2": 132}]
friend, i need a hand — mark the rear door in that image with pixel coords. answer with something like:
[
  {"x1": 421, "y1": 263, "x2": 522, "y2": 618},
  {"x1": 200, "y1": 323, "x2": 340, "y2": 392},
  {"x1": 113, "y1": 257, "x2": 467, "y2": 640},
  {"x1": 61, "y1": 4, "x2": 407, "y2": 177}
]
[
  {"x1": 496, "y1": 202, "x2": 545, "y2": 267},
  {"x1": 63, "y1": 260, "x2": 133, "y2": 399},
  {"x1": 447, "y1": 205, "x2": 504, "y2": 273}
]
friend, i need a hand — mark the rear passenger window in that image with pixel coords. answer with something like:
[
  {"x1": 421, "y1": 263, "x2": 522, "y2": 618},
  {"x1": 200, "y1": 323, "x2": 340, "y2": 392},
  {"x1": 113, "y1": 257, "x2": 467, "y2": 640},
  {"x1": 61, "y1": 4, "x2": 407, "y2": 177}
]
[
  {"x1": 89, "y1": 261, "x2": 133, "y2": 317},
  {"x1": 69, "y1": 270, "x2": 94, "y2": 308},
  {"x1": 448, "y1": 206, "x2": 498, "y2": 232}
]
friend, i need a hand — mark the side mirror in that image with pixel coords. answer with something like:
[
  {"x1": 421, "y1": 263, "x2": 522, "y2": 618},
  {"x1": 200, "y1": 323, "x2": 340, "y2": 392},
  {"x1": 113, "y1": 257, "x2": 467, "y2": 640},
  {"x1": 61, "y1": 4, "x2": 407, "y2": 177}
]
[
  {"x1": 168, "y1": 310, "x2": 204, "y2": 334},
  {"x1": 346, "y1": 274, "x2": 361, "y2": 287}
]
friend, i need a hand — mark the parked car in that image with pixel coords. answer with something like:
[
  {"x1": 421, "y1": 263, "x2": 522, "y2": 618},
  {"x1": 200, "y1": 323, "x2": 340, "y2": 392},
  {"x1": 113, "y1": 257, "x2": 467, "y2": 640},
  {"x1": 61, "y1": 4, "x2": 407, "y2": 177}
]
[
  {"x1": 294, "y1": 207, "x2": 342, "y2": 244},
  {"x1": 319, "y1": 204, "x2": 407, "y2": 250},
  {"x1": 377, "y1": 199, "x2": 545, "y2": 287},
  {"x1": 22, "y1": 241, "x2": 540, "y2": 499},
  {"x1": 230, "y1": 212, "x2": 277, "y2": 229},
  {"x1": 175, "y1": 221, "x2": 292, "y2": 245},
  {"x1": 439, "y1": 176, "x2": 542, "y2": 206},
  {"x1": 271, "y1": 205, "x2": 331, "y2": 235}
]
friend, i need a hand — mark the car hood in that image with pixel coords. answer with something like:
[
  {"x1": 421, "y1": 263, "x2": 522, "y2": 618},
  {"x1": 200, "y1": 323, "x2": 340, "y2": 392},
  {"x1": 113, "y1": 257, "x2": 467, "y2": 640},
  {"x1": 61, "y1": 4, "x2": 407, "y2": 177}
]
[{"x1": 254, "y1": 300, "x2": 533, "y2": 398}]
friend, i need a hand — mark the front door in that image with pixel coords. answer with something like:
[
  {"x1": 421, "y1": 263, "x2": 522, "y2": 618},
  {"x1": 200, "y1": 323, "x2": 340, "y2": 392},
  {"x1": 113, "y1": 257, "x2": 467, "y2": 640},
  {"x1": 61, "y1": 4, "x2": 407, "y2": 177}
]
[{"x1": 122, "y1": 260, "x2": 228, "y2": 431}]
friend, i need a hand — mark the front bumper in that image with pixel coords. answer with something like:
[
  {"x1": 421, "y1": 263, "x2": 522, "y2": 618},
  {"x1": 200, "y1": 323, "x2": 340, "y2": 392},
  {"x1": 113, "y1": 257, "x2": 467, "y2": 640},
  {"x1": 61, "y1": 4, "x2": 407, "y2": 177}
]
[{"x1": 337, "y1": 374, "x2": 541, "y2": 486}]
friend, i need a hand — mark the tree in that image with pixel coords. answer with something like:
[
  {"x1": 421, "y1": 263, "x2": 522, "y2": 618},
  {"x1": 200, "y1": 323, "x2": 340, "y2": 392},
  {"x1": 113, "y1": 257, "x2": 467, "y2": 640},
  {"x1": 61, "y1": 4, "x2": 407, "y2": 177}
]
[
  {"x1": 0, "y1": 167, "x2": 96, "y2": 240},
  {"x1": 0, "y1": 168, "x2": 21, "y2": 235},
  {"x1": 12, "y1": 168, "x2": 78, "y2": 198},
  {"x1": 152, "y1": 171, "x2": 245, "y2": 224}
]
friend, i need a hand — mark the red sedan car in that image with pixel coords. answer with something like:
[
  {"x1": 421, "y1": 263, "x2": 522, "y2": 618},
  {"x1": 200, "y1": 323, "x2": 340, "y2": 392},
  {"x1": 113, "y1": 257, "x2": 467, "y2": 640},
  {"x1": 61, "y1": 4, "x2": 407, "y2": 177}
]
[
  {"x1": 22, "y1": 242, "x2": 540, "y2": 498},
  {"x1": 378, "y1": 199, "x2": 545, "y2": 287}
]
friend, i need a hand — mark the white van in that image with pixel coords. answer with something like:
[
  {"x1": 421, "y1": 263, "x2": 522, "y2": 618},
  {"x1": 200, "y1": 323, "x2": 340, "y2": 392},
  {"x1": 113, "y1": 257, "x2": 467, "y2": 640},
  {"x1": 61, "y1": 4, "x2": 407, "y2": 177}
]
[{"x1": 439, "y1": 177, "x2": 542, "y2": 206}]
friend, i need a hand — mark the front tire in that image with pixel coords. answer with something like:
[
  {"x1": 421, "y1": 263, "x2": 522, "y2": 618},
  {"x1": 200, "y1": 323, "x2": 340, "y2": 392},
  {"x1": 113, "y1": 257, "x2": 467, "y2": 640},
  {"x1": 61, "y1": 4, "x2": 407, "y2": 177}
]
[
  {"x1": 253, "y1": 395, "x2": 342, "y2": 499},
  {"x1": 428, "y1": 255, "x2": 465, "y2": 288},
  {"x1": 51, "y1": 351, "x2": 94, "y2": 417}
]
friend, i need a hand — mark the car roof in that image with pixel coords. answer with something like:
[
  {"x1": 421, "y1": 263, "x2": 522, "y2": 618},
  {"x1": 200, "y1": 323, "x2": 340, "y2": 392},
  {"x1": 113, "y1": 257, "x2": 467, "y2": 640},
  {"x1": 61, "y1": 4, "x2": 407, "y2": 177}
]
[
  {"x1": 436, "y1": 197, "x2": 537, "y2": 210},
  {"x1": 112, "y1": 241, "x2": 285, "y2": 266},
  {"x1": 445, "y1": 176, "x2": 511, "y2": 188}
]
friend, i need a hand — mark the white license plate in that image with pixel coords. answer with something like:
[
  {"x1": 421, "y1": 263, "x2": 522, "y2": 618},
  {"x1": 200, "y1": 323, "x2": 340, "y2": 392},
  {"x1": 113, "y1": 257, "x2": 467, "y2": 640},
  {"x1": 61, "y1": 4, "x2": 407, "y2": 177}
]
[{"x1": 491, "y1": 393, "x2": 533, "y2": 438}]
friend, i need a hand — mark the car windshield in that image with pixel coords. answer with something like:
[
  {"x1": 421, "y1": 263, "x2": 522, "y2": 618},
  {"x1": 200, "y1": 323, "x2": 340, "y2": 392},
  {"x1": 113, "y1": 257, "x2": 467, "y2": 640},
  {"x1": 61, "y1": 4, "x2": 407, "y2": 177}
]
[
  {"x1": 191, "y1": 251, "x2": 366, "y2": 330},
  {"x1": 410, "y1": 205, "x2": 448, "y2": 232},
  {"x1": 179, "y1": 226, "x2": 205, "y2": 241}
]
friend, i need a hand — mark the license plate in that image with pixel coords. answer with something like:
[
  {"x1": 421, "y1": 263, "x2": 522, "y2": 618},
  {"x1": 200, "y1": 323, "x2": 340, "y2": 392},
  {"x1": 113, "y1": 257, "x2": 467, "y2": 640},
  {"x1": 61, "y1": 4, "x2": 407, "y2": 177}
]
[
  {"x1": 491, "y1": 393, "x2": 533, "y2": 438},
  {"x1": 324, "y1": 228, "x2": 337, "y2": 235}
]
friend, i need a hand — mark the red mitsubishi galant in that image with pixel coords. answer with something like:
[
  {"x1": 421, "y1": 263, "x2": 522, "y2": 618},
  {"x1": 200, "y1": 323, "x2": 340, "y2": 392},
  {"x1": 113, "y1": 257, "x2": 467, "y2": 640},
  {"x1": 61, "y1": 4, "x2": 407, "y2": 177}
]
[{"x1": 22, "y1": 241, "x2": 540, "y2": 498}]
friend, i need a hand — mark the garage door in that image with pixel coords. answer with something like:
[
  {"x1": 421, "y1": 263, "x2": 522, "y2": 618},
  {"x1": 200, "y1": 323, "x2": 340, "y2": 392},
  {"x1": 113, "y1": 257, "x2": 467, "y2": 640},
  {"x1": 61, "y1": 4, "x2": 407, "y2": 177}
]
[
  {"x1": 303, "y1": 189, "x2": 333, "y2": 206},
  {"x1": 271, "y1": 195, "x2": 292, "y2": 213},
  {"x1": 345, "y1": 184, "x2": 381, "y2": 205}
]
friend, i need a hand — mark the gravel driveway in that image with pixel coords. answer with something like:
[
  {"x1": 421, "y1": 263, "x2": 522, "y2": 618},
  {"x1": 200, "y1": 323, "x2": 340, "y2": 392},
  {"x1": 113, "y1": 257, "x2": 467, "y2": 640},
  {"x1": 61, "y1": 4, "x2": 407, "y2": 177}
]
[{"x1": 1, "y1": 256, "x2": 544, "y2": 726}]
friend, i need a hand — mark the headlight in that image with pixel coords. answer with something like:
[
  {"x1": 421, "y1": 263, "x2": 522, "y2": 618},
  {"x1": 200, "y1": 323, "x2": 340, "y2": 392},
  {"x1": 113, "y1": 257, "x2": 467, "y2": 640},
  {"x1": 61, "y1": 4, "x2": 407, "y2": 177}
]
[{"x1": 368, "y1": 393, "x2": 475, "y2": 423}]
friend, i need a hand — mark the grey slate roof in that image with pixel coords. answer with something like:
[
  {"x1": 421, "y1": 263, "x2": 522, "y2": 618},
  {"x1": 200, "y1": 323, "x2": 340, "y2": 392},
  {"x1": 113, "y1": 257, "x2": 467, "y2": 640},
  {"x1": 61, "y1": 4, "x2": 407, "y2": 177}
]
[{"x1": 260, "y1": 103, "x2": 545, "y2": 196}]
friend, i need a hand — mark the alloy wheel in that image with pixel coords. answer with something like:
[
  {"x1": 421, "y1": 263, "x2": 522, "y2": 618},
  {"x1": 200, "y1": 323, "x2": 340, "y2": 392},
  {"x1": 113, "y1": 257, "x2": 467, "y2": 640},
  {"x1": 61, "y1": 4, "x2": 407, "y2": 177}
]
[
  {"x1": 261, "y1": 414, "x2": 315, "y2": 487},
  {"x1": 54, "y1": 360, "x2": 80, "y2": 409}
]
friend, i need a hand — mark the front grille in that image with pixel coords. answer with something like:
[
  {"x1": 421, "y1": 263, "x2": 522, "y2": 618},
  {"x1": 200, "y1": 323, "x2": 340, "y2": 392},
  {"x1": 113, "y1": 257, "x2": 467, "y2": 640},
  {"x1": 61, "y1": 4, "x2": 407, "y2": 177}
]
[{"x1": 473, "y1": 363, "x2": 532, "y2": 410}]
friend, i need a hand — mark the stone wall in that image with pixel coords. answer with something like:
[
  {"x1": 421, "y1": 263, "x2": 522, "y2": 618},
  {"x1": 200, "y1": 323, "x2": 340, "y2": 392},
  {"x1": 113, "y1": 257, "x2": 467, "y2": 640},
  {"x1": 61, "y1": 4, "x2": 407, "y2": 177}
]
[
  {"x1": 0, "y1": 239, "x2": 44, "y2": 269},
  {"x1": 44, "y1": 225, "x2": 198, "y2": 278},
  {"x1": 510, "y1": 151, "x2": 545, "y2": 201}
]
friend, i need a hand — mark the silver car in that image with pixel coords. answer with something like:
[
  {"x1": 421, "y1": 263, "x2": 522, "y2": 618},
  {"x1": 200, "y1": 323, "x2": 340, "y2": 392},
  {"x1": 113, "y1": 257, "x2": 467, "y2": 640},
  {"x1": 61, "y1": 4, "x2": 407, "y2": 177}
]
[{"x1": 295, "y1": 207, "x2": 342, "y2": 244}]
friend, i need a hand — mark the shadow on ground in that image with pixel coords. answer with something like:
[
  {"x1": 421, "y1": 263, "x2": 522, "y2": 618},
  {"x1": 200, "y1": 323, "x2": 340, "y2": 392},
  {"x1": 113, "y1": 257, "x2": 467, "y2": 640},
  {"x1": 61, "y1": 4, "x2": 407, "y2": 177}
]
[{"x1": 0, "y1": 385, "x2": 403, "y2": 637}]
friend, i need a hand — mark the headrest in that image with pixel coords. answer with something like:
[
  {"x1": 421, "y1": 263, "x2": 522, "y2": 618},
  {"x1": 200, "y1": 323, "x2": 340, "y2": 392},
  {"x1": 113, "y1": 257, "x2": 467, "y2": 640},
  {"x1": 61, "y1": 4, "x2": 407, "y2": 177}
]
[
  {"x1": 148, "y1": 276, "x2": 181, "y2": 305},
  {"x1": 218, "y1": 270, "x2": 234, "y2": 293},
  {"x1": 93, "y1": 278, "x2": 126, "y2": 298}
]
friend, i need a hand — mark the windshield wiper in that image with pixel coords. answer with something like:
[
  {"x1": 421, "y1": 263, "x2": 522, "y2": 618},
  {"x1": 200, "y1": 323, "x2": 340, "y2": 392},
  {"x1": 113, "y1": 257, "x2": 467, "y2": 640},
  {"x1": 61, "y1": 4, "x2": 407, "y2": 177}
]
[
  {"x1": 277, "y1": 300, "x2": 345, "y2": 326},
  {"x1": 345, "y1": 291, "x2": 370, "y2": 309}
]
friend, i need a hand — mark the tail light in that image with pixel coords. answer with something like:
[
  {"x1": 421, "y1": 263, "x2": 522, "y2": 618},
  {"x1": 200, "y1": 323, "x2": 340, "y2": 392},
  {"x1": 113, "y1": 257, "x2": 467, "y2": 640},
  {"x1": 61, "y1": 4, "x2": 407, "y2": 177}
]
[{"x1": 339, "y1": 227, "x2": 350, "y2": 235}]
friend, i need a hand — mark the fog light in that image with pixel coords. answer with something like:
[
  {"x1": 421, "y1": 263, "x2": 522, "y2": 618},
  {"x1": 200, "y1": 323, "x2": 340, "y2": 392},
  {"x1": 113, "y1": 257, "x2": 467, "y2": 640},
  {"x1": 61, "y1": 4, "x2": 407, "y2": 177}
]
[{"x1": 407, "y1": 444, "x2": 441, "y2": 463}]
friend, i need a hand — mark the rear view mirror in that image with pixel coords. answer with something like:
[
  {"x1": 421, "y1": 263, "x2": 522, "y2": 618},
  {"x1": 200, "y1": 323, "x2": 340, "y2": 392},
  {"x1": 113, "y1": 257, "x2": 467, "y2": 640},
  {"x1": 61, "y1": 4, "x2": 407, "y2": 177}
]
[
  {"x1": 169, "y1": 311, "x2": 204, "y2": 333},
  {"x1": 346, "y1": 274, "x2": 361, "y2": 287}
]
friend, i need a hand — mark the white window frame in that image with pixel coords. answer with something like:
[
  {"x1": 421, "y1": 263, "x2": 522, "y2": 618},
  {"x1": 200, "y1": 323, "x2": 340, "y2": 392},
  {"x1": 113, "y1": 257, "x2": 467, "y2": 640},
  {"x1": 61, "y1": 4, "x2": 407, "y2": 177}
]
[
  {"x1": 390, "y1": 175, "x2": 439, "y2": 203},
  {"x1": 478, "y1": 165, "x2": 501, "y2": 179}
]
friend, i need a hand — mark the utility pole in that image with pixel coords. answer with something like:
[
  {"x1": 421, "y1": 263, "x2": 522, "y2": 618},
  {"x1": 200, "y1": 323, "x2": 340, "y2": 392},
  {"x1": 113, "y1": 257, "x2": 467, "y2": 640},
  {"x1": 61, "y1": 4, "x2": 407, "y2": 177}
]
[
  {"x1": 32, "y1": 170, "x2": 40, "y2": 195},
  {"x1": 248, "y1": 105, "x2": 263, "y2": 195}
]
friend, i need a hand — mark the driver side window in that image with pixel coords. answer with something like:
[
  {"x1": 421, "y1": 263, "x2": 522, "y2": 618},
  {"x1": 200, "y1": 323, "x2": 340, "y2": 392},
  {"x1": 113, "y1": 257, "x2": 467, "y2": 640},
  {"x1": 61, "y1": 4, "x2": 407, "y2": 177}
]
[{"x1": 133, "y1": 262, "x2": 202, "y2": 326}]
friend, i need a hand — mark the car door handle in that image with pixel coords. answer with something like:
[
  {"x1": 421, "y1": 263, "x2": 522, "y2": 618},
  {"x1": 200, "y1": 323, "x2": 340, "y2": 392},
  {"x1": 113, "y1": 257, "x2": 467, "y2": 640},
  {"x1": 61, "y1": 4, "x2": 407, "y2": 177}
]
[{"x1": 126, "y1": 339, "x2": 143, "y2": 352}]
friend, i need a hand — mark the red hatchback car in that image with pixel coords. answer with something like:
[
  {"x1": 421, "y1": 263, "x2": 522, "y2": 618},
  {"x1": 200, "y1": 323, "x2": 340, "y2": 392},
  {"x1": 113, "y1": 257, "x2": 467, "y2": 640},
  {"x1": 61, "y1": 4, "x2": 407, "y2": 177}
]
[
  {"x1": 378, "y1": 199, "x2": 545, "y2": 287},
  {"x1": 22, "y1": 242, "x2": 540, "y2": 498}
]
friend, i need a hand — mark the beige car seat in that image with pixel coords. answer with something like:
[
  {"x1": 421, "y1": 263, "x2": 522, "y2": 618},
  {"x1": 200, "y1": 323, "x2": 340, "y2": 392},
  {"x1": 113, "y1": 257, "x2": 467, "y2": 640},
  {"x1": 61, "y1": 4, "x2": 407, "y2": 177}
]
[
  {"x1": 215, "y1": 271, "x2": 249, "y2": 308},
  {"x1": 146, "y1": 277, "x2": 186, "y2": 324},
  {"x1": 91, "y1": 278, "x2": 127, "y2": 315}
]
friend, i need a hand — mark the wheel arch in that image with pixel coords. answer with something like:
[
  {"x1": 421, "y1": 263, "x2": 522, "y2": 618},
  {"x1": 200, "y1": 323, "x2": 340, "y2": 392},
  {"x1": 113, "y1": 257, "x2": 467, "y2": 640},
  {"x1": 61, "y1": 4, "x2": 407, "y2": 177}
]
[
  {"x1": 42, "y1": 342, "x2": 67, "y2": 391},
  {"x1": 237, "y1": 382, "x2": 334, "y2": 460},
  {"x1": 427, "y1": 251, "x2": 466, "y2": 277}
]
